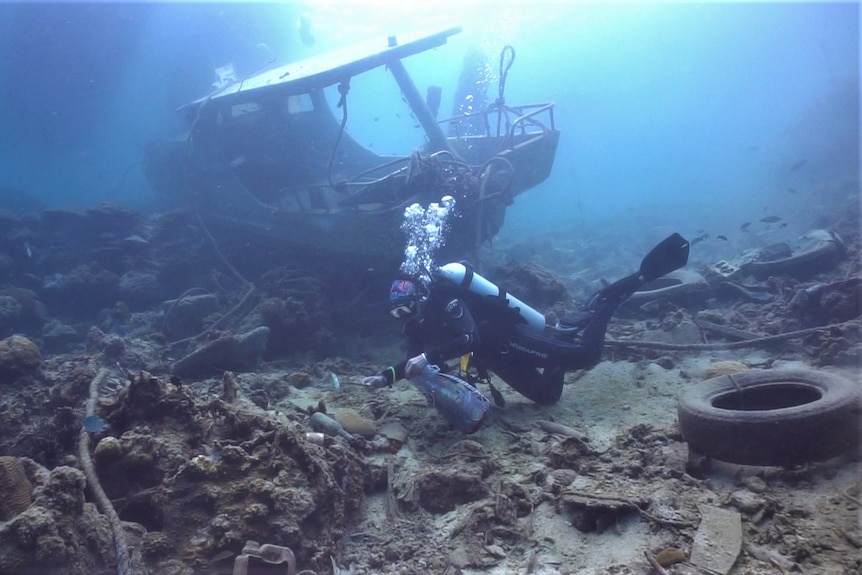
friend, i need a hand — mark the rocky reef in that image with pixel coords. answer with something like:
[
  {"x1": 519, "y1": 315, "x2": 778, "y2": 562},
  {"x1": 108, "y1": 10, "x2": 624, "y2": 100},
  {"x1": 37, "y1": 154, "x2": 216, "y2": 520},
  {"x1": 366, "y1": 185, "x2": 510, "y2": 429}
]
[
  {"x1": 0, "y1": 335, "x2": 41, "y2": 379},
  {"x1": 0, "y1": 200, "x2": 858, "y2": 574},
  {"x1": 0, "y1": 459, "x2": 120, "y2": 574},
  {"x1": 1, "y1": 359, "x2": 372, "y2": 574}
]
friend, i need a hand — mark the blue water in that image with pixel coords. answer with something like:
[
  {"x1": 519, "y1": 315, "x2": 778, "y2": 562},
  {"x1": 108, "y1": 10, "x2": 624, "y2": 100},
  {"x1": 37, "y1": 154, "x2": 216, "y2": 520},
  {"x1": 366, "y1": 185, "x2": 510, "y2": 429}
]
[{"x1": 0, "y1": 2, "x2": 857, "y2": 251}]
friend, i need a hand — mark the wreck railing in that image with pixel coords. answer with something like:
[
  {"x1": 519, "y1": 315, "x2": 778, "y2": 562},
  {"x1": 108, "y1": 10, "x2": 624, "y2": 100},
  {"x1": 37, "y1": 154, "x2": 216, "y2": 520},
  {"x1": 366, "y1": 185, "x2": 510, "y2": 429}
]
[
  {"x1": 501, "y1": 102, "x2": 557, "y2": 150},
  {"x1": 438, "y1": 101, "x2": 557, "y2": 153}
]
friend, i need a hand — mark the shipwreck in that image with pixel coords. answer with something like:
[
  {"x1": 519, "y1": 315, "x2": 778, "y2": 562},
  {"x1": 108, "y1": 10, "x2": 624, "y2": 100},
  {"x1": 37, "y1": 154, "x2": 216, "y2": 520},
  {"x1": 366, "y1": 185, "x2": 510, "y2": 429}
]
[{"x1": 144, "y1": 25, "x2": 559, "y2": 261}]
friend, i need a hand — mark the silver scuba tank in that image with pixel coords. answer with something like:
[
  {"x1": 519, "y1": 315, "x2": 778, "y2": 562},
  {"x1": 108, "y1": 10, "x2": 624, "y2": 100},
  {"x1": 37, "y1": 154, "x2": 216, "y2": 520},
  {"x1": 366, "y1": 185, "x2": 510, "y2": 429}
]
[
  {"x1": 436, "y1": 262, "x2": 546, "y2": 334},
  {"x1": 409, "y1": 365, "x2": 490, "y2": 434}
]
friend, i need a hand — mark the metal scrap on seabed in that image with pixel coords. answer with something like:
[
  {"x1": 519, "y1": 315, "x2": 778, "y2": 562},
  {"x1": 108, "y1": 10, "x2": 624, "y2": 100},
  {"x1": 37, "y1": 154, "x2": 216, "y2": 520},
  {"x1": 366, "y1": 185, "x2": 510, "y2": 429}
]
[{"x1": 537, "y1": 419, "x2": 590, "y2": 442}]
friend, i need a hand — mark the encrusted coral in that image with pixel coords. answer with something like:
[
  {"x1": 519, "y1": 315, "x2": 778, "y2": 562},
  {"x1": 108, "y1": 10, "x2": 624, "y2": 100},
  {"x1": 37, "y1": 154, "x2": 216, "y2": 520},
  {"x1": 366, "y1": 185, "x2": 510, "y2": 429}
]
[
  {"x1": 31, "y1": 465, "x2": 86, "y2": 516},
  {"x1": 415, "y1": 469, "x2": 488, "y2": 513},
  {"x1": 334, "y1": 409, "x2": 377, "y2": 439},
  {"x1": 150, "y1": 422, "x2": 365, "y2": 572},
  {"x1": 0, "y1": 462, "x2": 122, "y2": 574},
  {"x1": 93, "y1": 437, "x2": 123, "y2": 463},
  {"x1": 0, "y1": 456, "x2": 33, "y2": 521},
  {"x1": 0, "y1": 335, "x2": 41, "y2": 380},
  {"x1": 0, "y1": 288, "x2": 49, "y2": 330}
]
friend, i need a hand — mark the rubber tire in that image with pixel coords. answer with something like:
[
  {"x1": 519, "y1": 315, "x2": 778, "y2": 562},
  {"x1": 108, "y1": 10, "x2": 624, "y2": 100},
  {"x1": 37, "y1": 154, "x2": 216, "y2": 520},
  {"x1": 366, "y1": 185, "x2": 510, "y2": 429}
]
[
  {"x1": 627, "y1": 269, "x2": 708, "y2": 305},
  {"x1": 677, "y1": 369, "x2": 860, "y2": 466}
]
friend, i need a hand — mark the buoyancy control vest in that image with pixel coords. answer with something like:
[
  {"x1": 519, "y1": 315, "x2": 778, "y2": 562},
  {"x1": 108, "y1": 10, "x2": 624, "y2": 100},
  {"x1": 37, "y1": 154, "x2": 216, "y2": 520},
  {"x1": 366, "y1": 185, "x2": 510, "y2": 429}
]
[{"x1": 435, "y1": 262, "x2": 546, "y2": 334}]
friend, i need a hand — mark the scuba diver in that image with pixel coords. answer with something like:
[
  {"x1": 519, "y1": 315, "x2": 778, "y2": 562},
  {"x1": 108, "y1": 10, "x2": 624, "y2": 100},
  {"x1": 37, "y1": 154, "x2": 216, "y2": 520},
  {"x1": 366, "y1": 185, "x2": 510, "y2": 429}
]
[{"x1": 362, "y1": 233, "x2": 690, "y2": 429}]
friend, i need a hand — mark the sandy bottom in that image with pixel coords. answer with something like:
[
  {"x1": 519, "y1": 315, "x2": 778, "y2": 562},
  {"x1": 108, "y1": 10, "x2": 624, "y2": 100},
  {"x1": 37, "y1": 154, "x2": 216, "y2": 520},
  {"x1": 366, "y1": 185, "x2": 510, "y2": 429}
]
[{"x1": 283, "y1": 349, "x2": 860, "y2": 575}]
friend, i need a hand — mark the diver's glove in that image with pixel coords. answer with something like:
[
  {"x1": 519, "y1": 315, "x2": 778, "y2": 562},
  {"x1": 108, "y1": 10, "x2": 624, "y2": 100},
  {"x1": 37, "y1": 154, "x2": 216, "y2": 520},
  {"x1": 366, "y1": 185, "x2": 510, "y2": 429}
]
[{"x1": 404, "y1": 353, "x2": 429, "y2": 378}]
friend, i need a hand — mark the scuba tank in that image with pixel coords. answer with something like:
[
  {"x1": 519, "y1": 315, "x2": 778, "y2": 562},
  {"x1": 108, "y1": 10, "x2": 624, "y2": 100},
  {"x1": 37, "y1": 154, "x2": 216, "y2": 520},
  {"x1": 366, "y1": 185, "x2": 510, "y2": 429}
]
[
  {"x1": 409, "y1": 365, "x2": 490, "y2": 434},
  {"x1": 436, "y1": 262, "x2": 546, "y2": 334}
]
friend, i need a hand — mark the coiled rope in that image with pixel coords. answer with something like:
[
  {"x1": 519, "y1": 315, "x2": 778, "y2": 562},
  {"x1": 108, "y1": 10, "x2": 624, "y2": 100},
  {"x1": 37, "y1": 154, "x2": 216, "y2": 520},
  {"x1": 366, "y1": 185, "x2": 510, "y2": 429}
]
[{"x1": 78, "y1": 368, "x2": 137, "y2": 575}]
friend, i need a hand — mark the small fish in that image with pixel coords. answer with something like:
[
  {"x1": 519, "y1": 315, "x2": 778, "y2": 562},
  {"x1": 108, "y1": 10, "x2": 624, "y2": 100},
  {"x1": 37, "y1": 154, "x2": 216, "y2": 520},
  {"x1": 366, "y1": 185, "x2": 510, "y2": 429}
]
[
  {"x1": 209, "y1": 550, "x2": 235, "y2": 565},
  {"x1": 760, "y1": 216, "x2": 782, "y2": 223},
  {"x1": 124, "y1": 234, "x2": 149, "y2": 246},
  {"x1": 24, "y1": 241, "x2": 32, "y2": 258},
  {"x1": 330, "y1": 372, "x2": 340, "y2": 391},
  {"x1": 740, "y1": 222, "x2": 751, "y2": 231},
  {"x1": 716, "y1": 235, "x2": 728, "y2": 241},
  {"x1": 787, "y1": 187, "x2": 797, "y2": 194},
  {"x1": 83, "y1": 415, "x2": 110, "y2": 433},
  {"x1": 789, "y1": 159, "x2": 807, "y2": 172},
  {"x1": 298, "y1": 14, "x2": 315, "y2": 47},
  {"x1": 690, "y1": 234, "x2": 709, "y2": 246}
]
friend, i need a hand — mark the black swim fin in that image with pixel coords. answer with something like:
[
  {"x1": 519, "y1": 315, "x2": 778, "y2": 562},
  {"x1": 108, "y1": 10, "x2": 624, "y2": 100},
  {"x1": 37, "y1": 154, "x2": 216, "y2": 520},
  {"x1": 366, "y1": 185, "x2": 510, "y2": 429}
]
[
  {"x1": 639, "y1": 232, "x2": 690, "y2": 282},
  {"x1": 582, "y1": 232, "x2": 690, "y2": 310}
]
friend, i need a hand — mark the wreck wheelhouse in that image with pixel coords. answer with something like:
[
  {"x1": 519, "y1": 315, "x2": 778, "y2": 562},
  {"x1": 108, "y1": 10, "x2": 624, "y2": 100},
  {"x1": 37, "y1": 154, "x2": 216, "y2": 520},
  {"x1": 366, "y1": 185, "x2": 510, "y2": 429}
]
[{"x1": 144, "y1": 26, "x2": 559, "y2": 261}]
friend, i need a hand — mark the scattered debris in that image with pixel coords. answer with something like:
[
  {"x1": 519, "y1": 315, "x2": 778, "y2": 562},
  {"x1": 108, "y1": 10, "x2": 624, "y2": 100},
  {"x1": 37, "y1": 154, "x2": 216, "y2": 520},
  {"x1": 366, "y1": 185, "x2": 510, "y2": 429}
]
[{"x1": 690, "y1": 506, "x2": 742, "y2": 575}]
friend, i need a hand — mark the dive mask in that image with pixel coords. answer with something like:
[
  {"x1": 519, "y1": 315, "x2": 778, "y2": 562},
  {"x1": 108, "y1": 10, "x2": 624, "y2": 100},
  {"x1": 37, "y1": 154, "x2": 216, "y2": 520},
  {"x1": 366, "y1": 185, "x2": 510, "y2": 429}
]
[{"x1": 389, "y1": 278, "x2": 418, "y2": 319}]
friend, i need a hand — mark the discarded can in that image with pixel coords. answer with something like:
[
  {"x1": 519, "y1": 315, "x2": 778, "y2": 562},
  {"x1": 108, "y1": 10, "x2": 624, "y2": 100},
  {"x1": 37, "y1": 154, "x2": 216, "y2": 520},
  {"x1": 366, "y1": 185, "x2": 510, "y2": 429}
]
[
  {"x1": 790, "y1": 283, "x2": 824, "y2": 309},
  {"x1": 305, "y1": 432, "x2": 326, "y2": 446}
]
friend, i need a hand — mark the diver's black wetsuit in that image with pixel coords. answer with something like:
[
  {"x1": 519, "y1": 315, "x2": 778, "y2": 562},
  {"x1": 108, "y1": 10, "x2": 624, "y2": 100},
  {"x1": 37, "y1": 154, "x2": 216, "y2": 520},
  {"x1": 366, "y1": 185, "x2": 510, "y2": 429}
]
[
  {"x1": 376, "y1": 233, "x2": 689, "y2": 406},
  {"x1": 379, "y1": 270, "x2": 643, "y2": 405}
]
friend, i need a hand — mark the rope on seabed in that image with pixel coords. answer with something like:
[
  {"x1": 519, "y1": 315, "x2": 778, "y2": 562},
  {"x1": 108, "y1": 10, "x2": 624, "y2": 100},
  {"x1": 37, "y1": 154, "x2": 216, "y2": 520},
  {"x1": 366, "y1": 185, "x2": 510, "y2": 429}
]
[
  {"x1": 160, "y1": 286, "x2": 212, "y2": 337},
  {"x1": 605, "y1": 319, "x2": 860, "y2": 352},
  {"x1": 167, "y1": 285, "x2": 258, "y2": 350},
  {"x1": 78, "y1": 367, "x2": 137, "y2": 575},
  {"x1": 168, "y1": 99, "x2": 257, "y2": 351}
]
